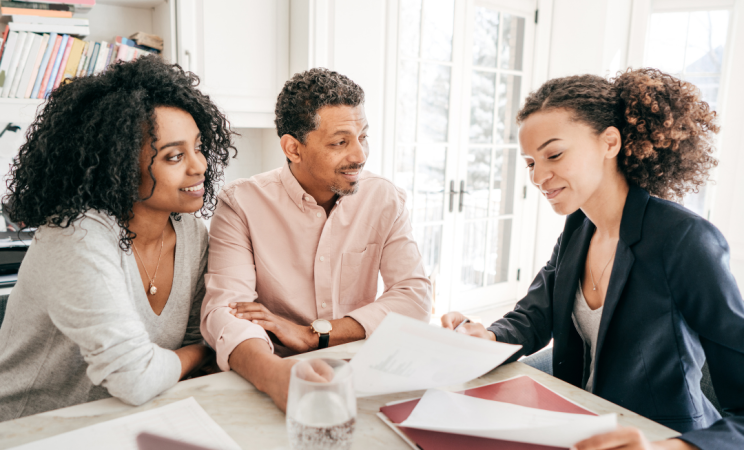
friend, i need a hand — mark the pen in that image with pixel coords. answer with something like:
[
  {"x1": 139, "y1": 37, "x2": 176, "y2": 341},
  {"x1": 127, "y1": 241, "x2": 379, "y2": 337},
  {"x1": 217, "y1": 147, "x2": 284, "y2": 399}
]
[{"x1": 453, "y1": 318, "x2": 471, "y2": 332}]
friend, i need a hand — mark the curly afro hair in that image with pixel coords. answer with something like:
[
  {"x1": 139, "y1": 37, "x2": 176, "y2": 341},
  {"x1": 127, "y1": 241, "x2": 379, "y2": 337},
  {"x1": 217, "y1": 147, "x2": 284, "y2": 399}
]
[
  {"x1": 4, "y1": 55, "x2": 236, "y2": 250},
  {"x1": 274, "y1": 67, "x2": 364, "y2": 162},
  {"x1": 517, "y1": 68, "x2": 719, "y2": 201}
]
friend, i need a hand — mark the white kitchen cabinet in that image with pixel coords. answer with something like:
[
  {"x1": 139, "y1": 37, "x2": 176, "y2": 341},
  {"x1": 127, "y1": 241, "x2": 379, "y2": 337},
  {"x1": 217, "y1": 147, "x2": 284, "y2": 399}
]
[{"x1": 176, "y1": 0, "x2": 289, "y2": 128}]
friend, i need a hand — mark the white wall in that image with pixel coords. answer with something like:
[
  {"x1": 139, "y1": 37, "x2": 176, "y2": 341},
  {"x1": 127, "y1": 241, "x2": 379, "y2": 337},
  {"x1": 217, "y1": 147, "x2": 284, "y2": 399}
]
[
  {"x1": 710, "y1": 0, "x2": 744, "y2": 286},
  {"x1": 224, "y1": 128, "x2": 284, "y2": 184},
  {"x1": 0, "y1": 123, "x2": 30, "y2": 197}
]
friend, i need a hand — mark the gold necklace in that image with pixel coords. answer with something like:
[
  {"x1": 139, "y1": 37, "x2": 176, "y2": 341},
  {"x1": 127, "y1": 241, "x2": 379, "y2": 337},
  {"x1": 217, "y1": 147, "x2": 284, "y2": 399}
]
[
  {"x1": 132, "y1": 230, "x2": 165, "y2": 295},
  {"x1": 589, "y1": 234, "x2": 616, "y2": 292}
]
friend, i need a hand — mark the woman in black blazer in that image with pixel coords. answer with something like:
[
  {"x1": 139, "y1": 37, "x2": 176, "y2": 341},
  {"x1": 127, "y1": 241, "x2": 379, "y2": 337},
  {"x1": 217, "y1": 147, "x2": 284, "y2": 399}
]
[{"x1": 443, "y1": 68, "x2": 744, "y2": 450}]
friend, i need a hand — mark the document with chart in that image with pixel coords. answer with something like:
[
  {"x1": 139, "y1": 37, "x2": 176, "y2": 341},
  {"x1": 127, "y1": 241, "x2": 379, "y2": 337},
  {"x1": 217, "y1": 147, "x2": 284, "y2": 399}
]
[{"x1": 350, "y1": 313, "x2": 521, "y2": 396}]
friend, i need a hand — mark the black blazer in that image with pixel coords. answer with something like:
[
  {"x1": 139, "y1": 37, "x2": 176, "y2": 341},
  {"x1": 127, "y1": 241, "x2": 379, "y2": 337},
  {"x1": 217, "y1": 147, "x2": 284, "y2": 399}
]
[{"x1": 488, "y1": 185, "x2": 744, "y2": 450}]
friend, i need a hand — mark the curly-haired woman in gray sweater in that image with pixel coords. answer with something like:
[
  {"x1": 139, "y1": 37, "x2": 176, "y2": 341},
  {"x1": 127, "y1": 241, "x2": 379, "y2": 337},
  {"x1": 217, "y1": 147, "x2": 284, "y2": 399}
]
[{"x1": 0, "y1": 56, "x2": 236, "y2": 421}]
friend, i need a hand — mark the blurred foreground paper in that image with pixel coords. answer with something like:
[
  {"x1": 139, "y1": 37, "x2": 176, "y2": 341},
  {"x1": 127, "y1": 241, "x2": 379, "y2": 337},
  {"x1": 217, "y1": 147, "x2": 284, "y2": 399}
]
[
  {"x1": 400, "y1": 389, "x2": 617, "y2": 448},
  {"x1": 350, "y1": 313, "x2": 521, "y2": 396},
  {"x1": 11, "y1": 397, "x2": 240, "y2": 450}
]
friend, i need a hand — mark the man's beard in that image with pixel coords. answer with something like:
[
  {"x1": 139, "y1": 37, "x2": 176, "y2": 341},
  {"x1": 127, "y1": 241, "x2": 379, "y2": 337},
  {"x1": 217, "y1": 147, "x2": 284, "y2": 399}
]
[
  {"x1": 330, "y1": 182, "x2": 359, "y2": 196},
  {"x1": 330, "y1": 163, "x2": 364, "y2": 196}
]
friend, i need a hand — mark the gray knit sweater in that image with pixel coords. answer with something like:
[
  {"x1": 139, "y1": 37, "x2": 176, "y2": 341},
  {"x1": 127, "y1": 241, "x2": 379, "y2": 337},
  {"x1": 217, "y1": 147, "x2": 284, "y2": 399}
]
[{"x1": 0, "y1": 211, "x2": 207, "y2": 421}]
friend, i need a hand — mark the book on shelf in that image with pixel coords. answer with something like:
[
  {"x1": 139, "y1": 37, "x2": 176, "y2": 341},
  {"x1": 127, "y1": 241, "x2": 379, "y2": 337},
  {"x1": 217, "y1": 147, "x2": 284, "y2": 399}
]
[
  {"x1": 50, "y1": 30, "x2": 71, "y2": 88},
  {"x1": 6, "y1": 20, "x2": 88, "y2": 36},
  {"x1": 60, "y1": 35, "x2": 80, "y2": 79},
  {"x1": 0, "y1": 7, "x2": 71, "y2": 17},
  {"x1": 83, "y1": 42, "x2": 101, "y2": 75},
  {"x1": 1, "y1": 1, "x2": 75, "y2": 11},
  {"x1": 1, "y1": 1, "x2": 77, "y2": 18},
  {"x1": 103, "y1": 41, "x2": 114, "y2": 68},
  {"x1": 115, "y1": 35, "x2": 160, "y2": 55},
  {"x1": 1, "y1": 29, "x2": 26, "y2": 96},
  {"x1": 0, "y1": 29, "x2": 18, "y2": 89},
  {"x1": 39, "y1": 31, "x2": 64, "y2": 97},
  {"x1": 129, "y1": 31, "x2": 163, "y2": 51},
  {"x1": 29, "y1": 30, "x2": 54, "y2": 97},
  {"x1": 91, "y1": 39, "x2": 105, "y2": 74},
  {"x1": 19, "y1": 32, "x2": 45, "y2": 97},
  {"x1": 7, "y1": 28, "x2": 34, "y2": 96},
  {"x1": 2, "y1": 14, "x2": 87, "y2": 26},
  {"x1": 14, "y1": 1, "x2": 94, "y2": 12},
  {"x1": 70, "y1": 37, "x2": 85, "y2": 76}
]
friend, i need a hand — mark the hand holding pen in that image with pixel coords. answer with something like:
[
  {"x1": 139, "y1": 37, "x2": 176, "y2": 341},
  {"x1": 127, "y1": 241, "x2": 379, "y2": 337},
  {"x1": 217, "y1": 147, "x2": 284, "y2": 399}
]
[
  {"x1": 453, "y1": 318, "x2": 471, "y2": 332},
  {"x1": 441, "y1": 312, "x2": 497, "y2": 341}
]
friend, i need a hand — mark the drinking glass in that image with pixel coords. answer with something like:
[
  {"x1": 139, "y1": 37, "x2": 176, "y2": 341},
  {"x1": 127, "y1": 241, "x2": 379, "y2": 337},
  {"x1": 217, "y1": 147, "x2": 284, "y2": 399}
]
[{"x1": 286, "y1": 358, "x2": 356, "y2": 450}]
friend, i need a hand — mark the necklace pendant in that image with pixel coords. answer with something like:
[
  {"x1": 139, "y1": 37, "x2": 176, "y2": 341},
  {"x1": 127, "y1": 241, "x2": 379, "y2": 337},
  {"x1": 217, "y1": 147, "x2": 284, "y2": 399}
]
[
  {"x1": 593, "y1": 287, "x2": 597, "y2": 291},
  {"x1": 149, "y1": 283, "x2": 157, "y2": 295}
]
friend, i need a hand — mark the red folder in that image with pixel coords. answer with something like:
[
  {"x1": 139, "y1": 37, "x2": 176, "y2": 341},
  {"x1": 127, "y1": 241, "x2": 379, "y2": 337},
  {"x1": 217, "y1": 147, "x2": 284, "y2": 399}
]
[{"x1": 379, "y1": 375, "x2": 596, "y2": 450}]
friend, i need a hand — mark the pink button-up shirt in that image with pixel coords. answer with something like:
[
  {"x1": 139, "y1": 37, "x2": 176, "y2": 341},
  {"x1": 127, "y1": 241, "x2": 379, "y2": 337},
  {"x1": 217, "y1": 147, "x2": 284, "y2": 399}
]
[{"x1": 200, "y1": 163, "x2": 432, "y2": 370}]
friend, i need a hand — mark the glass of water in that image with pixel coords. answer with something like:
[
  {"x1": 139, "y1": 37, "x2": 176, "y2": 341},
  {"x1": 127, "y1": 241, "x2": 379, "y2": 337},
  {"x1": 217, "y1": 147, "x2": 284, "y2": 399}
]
[{"x1": 286, "y1": 358, "x2": 356, "y2": 450}]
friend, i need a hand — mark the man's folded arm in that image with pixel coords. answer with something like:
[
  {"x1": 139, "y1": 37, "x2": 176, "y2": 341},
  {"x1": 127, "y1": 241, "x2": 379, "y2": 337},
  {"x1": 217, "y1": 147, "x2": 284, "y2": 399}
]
[
  {"x1": 200, "y1": 193, "x2": 273, "y2": 371},
  {"x1": 346, "y1": 200, "x2": 432, "y2": 335}
]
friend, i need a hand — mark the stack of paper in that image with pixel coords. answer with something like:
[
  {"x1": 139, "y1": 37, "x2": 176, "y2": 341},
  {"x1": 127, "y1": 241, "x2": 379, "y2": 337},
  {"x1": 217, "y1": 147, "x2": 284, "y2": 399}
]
[
  {"x1": 12, "y1": 398, "x2": 240, "y2": 450},
  {"x1": 400, "y1": 389, "x2": 617, "y2": 448}
]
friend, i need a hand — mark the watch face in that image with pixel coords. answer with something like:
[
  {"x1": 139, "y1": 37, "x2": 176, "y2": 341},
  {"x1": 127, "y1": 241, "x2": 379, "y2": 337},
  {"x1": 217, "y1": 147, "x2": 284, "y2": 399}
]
[{"x1": 313, "y1": 319, "x2": 332, "y2": 334}]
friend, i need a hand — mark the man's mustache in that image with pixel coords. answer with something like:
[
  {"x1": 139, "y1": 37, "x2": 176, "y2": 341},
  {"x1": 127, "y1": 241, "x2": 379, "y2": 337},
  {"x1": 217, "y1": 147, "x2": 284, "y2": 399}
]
[{"x1": 335, "y1": 164, "x2": 365, "y2": 172}]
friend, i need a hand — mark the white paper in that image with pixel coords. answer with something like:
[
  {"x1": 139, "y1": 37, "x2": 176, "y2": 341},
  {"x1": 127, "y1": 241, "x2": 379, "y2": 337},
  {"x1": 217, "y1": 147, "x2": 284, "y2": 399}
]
[
  {"x1": 350, "y1": 313, "x2": 521, "y2": 396},
  {"x1": 12, "y1": 397, "x2": 241, "y2": 450},
  {"x1": 400, "y1": 389, "x2": 618, "y2": 448}
]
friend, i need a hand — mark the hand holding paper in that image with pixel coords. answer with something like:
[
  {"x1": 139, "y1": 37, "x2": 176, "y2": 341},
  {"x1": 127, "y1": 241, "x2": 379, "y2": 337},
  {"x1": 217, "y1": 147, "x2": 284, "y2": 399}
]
[{"x1": 350, "y1": 313, "x2": 521, "y2": 396}]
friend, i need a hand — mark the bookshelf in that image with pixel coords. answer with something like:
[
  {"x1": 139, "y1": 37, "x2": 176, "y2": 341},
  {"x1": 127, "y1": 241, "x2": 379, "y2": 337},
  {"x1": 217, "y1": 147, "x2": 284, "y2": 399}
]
[
  {"x1": 0, "y1": 0, "x2": 174, "y2": 124},
  {"x1": 0, "y1": 0, "x2": 289, "y2": 128}
]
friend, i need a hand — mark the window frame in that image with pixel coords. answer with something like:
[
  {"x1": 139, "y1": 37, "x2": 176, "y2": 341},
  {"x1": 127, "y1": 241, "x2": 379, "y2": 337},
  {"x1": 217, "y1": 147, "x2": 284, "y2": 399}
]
[{"x1": 382, "y1": 0, "x2": 544, "y2": 314}]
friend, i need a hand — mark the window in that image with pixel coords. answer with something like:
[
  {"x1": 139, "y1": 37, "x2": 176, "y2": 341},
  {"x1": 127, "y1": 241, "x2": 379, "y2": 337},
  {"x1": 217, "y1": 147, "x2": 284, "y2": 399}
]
[
  {"x1": 391, "y1": 0, "x2": 535, "y2": 312},
  {"x1": 644, "y1": 7, "x2": 732, "y2": 217},
  {"x1": 394, "y1": 0, "x2": 455, "y2": 280}
]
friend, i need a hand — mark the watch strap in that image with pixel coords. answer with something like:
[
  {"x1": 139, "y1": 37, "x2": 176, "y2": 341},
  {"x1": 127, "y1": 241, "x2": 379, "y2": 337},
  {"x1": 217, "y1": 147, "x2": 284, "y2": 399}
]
[{"x1": 318, "y1": 332, "x2": 330, "y2": 349}]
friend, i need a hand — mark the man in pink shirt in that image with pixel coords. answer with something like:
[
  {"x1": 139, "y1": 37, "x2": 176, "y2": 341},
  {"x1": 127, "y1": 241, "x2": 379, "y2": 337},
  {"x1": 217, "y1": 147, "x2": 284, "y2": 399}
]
[{"x1": 200, "y1": 68, "x2": 432, "y2": 409}]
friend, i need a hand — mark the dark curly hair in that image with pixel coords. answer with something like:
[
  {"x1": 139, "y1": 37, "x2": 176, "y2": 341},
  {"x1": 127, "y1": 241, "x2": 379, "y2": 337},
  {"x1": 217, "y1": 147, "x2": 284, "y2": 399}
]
[
  {"x1": 274, "y1": 67, "x2": 364, "y2": 162},
  {"x1": 4, "y1": 55, "x2": 237, "y2": 250},
  {"x1": 517, "y1": 68, "x2": 719, "y2": 200}
]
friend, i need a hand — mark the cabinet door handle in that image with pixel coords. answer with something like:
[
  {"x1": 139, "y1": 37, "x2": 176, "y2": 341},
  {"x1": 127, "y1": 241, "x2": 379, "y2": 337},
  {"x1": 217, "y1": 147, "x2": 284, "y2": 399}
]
[
  {"x1": 184, "y1": 49, "x2": 192, "y2": 72},
  {"x1": 458, "y1": 180, "x2": 468, "y2": 213},
  {"x1": 449, "y1": 180, "x2": 457, "y2": 213}
]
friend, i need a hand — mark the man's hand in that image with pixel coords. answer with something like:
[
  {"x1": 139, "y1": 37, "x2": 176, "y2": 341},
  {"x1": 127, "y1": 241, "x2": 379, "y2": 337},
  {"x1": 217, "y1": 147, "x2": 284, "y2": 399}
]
[
  {"x1": 572, "y1": 428, "x2": 698, "y2": 450},
  {"x1": 441, "y1": 312, "x2": 496, "y2": 341},
  {"x1": 228, "y1": 340, "x2": 336, "y2": 413},
  {"x1": 230, "y1": 302, "x2": 317, "y2": 353}
]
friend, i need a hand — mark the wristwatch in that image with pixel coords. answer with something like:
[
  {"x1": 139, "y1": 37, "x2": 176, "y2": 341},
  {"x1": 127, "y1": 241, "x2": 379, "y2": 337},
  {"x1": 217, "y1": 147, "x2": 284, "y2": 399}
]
[{"x1": 311, "y1": 319, "x2": 333, "y2": 349}]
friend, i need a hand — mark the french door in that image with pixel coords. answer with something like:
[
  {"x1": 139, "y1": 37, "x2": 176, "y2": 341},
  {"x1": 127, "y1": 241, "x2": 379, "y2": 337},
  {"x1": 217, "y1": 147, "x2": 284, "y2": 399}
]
[{"x1": 390, "y1": 0, "x2": 536, "y2": 312}]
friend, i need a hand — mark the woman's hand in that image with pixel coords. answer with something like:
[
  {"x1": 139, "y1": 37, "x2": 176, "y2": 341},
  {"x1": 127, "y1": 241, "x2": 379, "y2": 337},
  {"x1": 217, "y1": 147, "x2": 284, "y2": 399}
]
[
  {"x1": 572, "y1": 428, "x2": 698, "y2": 450},
  {"x1": 441, "y1": 311, "x2": 469, "y2": 330},
  {"x1": 229, "y1": 302, "x2": 317, "y2": 353},
  {"x1": 441, "y1": 312, "x2": 497, "y2": 341}
]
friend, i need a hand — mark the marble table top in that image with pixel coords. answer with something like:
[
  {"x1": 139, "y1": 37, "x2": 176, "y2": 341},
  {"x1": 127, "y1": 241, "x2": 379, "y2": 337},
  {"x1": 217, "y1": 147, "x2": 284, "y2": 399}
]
[{"x1": 0, "y1": 340, "x2": 678, "y2": 449}]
